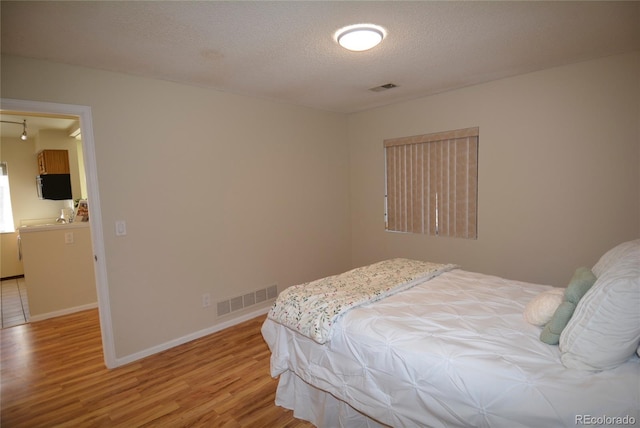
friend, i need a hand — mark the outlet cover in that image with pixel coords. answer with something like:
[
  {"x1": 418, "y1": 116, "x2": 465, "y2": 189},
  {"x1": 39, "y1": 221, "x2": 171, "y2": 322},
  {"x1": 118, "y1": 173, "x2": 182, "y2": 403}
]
[
  {"x1": 115, "y1": 220, "x2": 127, "y2": 236},
  {"x1": 202, "y1": 293, "x2": 211, "y2": 308}
]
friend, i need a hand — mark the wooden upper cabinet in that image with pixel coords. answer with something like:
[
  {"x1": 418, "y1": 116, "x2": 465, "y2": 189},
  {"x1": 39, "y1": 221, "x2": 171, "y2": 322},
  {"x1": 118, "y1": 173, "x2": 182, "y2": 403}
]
[{"x1": 37, "y1": 150, "x2": 70, "y2": 174}]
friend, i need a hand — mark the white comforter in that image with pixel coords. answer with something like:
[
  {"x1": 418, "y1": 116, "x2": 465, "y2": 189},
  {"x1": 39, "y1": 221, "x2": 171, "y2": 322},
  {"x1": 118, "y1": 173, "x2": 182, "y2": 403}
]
[{"x1": 262, "y1": 269, "x2": 640, "y2": 428}]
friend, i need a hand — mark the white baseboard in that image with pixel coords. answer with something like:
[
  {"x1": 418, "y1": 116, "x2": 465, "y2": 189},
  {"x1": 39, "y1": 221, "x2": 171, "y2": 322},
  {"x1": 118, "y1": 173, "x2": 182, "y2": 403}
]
[
  {"x1": 113, "y1": 306, "x2": 271, "y2": 368},
  {"x1": 28, "y1": 302, "x2": 99, "y2": 322}
]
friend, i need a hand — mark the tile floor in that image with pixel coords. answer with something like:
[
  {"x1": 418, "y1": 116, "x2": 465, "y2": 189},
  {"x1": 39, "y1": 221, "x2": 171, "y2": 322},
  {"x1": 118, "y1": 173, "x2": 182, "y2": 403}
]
[{"x1": 1, "y1": 277, "x2": 30, "y2": 328}]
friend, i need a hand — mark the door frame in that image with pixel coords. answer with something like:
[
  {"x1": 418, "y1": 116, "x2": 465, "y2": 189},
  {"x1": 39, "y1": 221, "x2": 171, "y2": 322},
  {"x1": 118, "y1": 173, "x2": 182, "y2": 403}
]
[{"x1": 1, "y1": 98, "x2": 116, "y2": 368}]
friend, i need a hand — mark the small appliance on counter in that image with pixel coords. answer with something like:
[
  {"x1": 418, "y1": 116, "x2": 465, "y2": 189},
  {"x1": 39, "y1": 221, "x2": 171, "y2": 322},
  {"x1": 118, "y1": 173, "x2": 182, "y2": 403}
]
[{"x1": 56, "y1": 207, "x2": 75, "y2": 224}]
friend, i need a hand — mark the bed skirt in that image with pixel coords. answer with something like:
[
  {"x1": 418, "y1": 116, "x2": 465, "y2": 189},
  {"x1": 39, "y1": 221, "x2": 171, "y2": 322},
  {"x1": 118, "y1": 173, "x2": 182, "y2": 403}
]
[{"x1": 276, "y1": 370, "x2": 388, "y2": 428}]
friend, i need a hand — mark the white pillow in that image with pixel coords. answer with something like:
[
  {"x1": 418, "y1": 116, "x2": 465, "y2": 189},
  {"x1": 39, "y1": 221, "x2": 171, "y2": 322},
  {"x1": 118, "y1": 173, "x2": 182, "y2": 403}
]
[
  {"x1": 523, "y1": 288, "x2": 565, "y2": 326},
  {"x1": 592, "y1": 238, "x2": 640, "y2": 278},
  {"x1": 560, "y1": 240, "x2": 640, "y2": 371}
]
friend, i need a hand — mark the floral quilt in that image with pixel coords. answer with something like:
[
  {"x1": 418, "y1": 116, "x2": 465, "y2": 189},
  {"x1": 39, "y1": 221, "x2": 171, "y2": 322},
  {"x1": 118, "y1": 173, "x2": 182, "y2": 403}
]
[{"x1": 268, "y1": 258, "x2": 458, "y2": 343}]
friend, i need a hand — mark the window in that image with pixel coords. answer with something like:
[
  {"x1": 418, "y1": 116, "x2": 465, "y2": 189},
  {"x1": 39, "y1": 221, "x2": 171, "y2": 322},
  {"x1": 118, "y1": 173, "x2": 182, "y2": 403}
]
[
  {"x1": 384, "y1": 127, "x2": 478, "y2": 239},
  {"x1": 0, "y1": 162, "x2": 16, "y2": 233}
]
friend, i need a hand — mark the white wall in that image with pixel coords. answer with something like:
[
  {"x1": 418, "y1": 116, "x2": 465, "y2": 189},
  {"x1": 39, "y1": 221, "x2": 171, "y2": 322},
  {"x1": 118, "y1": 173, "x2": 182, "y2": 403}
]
[
  {"x1": 1, "y1": 55, "x2": 351, "y2": 359},
  {"x1": 348, "y1": 52, "x2": 640, "y2": 286},
  {"x1": 2, "y1": 51, "x2": 638, "y2": 363}
]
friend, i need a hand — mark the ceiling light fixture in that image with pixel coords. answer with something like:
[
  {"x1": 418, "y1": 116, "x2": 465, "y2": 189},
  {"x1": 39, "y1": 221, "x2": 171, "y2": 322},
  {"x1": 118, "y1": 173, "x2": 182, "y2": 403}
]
[
  {"x1": 1, "y1": 119, "x2": 27, "y2": 140},
  {"x1": 336, "y1": 24, "x2": 385, "y2": 52}
]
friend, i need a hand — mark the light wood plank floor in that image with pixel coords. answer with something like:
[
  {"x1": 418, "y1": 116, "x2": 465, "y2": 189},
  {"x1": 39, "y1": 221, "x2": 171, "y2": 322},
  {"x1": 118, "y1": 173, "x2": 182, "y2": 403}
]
[{"x1": 1, "y1": 309, "x2": 314, "y2": 427}]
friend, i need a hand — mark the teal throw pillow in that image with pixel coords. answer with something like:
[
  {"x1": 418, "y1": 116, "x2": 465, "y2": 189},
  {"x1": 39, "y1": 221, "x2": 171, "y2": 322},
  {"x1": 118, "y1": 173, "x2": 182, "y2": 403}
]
[
  {"x1": 564, "y1": 266, "x2": 597, "y2": 305},
  {"x1": 540, "y1": 267, "x2": 597, "y2": 345}
]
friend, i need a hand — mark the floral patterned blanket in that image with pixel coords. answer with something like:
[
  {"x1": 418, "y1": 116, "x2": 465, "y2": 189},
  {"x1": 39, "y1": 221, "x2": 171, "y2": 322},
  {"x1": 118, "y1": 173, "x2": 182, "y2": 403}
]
[{"x1": 268, "y1": 258, "x2": 458, "y2": 344}]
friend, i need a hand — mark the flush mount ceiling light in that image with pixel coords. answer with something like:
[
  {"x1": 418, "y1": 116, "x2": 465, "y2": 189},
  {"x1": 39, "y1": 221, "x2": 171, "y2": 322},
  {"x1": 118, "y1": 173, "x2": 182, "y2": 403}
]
[
  {"x1": 1, "y1": 119, "x2": 27, "y2": 140},
  {"x1": 336, "y1": 24, "x2": 385, "y2": 52}
]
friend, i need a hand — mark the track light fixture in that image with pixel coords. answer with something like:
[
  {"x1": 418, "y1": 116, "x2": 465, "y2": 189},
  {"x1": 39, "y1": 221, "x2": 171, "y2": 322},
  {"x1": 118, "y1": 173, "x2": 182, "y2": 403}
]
[{"x1": 1, "y1": 119, "x2": 27, "y2": 140}]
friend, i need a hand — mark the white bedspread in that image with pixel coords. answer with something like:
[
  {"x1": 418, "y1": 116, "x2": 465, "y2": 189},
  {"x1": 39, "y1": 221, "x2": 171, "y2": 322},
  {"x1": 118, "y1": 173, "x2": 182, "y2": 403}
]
[{"x1": 262, "y1": 269, "x2": 640, "y2": 428}]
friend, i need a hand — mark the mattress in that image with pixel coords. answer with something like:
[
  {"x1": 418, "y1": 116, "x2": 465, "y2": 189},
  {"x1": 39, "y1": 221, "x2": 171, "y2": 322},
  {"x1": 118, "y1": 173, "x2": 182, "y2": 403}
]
[{"x1": 262, "y1": 269, "x2": 640, "y2": 427}]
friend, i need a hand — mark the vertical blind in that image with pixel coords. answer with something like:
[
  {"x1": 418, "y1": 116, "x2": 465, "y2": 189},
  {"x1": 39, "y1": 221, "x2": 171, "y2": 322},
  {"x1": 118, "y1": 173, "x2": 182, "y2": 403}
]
[{"x1": 384, "y1": 127, "x2": 478, "y2": 239}]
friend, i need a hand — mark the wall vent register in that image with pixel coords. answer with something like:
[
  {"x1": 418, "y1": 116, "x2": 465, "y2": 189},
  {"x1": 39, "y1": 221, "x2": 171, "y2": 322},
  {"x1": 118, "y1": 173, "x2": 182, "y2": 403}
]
[{"x1": 216, "y1": 284, "x2": 277, "y2": 317}]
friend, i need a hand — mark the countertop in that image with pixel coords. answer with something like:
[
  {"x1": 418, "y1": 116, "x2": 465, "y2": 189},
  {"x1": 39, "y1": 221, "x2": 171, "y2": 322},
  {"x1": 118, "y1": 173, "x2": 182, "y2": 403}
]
[{"x1": 19, "y1": 222, "x2": 90, "y2": 234}]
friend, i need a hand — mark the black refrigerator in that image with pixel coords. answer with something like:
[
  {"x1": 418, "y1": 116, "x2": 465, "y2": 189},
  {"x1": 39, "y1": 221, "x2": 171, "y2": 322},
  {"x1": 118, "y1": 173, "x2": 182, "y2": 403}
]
[{"x1": 36, "y1": 174, "x2": 72, "y2": 200}]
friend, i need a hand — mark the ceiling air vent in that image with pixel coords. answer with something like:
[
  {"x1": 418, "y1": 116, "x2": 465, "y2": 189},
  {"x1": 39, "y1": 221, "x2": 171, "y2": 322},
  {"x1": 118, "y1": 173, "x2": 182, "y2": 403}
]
[{"x1": 369, "y1": 83, "x2": 398, "y2": 92}]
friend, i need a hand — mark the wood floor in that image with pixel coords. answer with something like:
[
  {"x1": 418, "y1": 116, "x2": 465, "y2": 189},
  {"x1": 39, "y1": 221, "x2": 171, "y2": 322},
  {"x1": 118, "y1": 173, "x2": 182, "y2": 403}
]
[{"x1": 1, "y1": 309, "x2": 314, "y2": 427}]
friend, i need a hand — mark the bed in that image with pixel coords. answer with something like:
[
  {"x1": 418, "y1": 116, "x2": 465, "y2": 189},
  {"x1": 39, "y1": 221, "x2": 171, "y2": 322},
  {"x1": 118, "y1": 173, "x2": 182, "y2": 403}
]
[{"x1": 261, "y1": 240, "x2": 640, "y2": 427}]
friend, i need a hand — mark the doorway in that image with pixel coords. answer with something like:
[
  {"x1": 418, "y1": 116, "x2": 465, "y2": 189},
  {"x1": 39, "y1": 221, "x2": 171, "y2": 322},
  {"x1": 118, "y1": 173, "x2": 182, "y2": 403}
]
[
  {"x1": 1, "y1": 113, "x2": 83, "y2": 328},
  {"x1": 0, "y1": 98, "x2": 115, "y2": 368}
]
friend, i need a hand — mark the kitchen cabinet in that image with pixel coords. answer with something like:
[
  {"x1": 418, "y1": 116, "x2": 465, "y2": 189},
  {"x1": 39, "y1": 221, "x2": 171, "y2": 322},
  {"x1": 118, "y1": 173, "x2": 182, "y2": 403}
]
[{"x1": 37, "y1": 150, "x2": 70, "y2": 174}]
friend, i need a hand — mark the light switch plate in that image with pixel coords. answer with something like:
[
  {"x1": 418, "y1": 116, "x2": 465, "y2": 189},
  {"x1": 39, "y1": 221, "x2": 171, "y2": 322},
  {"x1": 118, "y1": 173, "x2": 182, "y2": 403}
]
[
  {"x1": 64, "y1": 232, "x2": 74, "y2": 244},
  {"x1": 115, "y1": 220, "x2": 127, "y2": 236}
]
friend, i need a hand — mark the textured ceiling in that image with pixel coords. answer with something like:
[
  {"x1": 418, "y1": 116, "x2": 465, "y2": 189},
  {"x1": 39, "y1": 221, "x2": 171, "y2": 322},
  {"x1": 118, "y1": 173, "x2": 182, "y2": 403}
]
[{"x1": 1, "y1": 1, "x2": 639, "y2": 114}]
